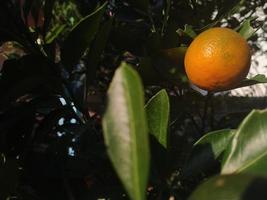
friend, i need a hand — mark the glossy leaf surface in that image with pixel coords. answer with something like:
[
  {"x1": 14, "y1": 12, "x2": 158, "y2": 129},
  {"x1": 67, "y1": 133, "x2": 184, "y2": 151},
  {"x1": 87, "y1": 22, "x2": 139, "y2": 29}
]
[
  {"x1": 222, "y1": 110, "x2": 267, "y2": 175},
  {"x1": 102, "y1": 63, "x2": 150, "y2": 200}
]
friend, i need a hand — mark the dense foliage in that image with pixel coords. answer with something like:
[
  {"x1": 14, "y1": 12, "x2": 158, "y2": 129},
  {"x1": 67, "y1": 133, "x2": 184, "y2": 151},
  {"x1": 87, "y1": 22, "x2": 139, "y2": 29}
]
[{"x1": 0, "y1": 0, "x2": 267, "y2": 200}]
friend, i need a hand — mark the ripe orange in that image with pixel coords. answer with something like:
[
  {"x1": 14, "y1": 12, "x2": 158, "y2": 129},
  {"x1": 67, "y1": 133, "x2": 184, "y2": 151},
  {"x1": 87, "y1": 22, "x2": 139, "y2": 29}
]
[{"x1": 184, "y1": 27, "x2": 251, "y2": 91}]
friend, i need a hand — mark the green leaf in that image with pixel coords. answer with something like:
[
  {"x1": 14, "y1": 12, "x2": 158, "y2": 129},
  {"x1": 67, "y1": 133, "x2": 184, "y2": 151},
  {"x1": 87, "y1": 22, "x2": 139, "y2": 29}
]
[
  {"x1": 189, "y1": 174, "x2": 267, "y2": 200},
  {"x1": 45, "y1": 24, "x2": 66, "y2": 44},
  {"x1": 221, "y1": 110, "x2": 267, "y2": 176},
  {"x1": 61, "y1": 2, "x2": 107, "y2": 72},
  {"x1": 182, "y1": 129, "x2": 235, "y2": 177},
  {"x1": 102, "y1": 62, "x2": 150, "y2": 200},
  {"x1": 86, "y1": 17, "x2": 113, "y2": 84},
  {"x1": 177, "y1": 24, "x2": 197, "y2": 39},
  {"x1": 145, "y1": 89, "x2": 170, "y2": 148},
  {"x1": 194, "y1": 129, "x2": 235, "y2": 158},
  {"x1": 238, "y1": 19, "x2": 257, "y2": 40},
  {"x1": 232, "y1": 74, "x2": 267, "y2": 90}
]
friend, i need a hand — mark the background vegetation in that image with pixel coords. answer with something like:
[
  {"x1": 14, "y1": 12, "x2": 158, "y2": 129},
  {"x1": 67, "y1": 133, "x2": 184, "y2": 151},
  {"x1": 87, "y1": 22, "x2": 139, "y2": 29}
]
[{"x1": 0, "y1": 0, "x2": 267, "y2": 199}]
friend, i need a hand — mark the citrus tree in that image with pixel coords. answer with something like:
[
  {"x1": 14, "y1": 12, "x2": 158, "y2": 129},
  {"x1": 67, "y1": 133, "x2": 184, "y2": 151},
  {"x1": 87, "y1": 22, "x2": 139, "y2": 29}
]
[{"x1": 0, "y1": 0, "x2": 267, "y2": 199}]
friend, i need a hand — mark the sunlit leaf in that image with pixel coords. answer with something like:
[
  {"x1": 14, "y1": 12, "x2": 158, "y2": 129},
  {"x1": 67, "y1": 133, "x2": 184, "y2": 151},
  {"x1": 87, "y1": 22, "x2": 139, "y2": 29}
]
[
  {"x1": 221, "y1": 109, "x2": 267, "y2": 176},
  {"x1": 102, "y1": 63, "x2": 150, "y2": 200},
  {"x1": 239, "y1": 19, "x2": 257, "y2": 40}
]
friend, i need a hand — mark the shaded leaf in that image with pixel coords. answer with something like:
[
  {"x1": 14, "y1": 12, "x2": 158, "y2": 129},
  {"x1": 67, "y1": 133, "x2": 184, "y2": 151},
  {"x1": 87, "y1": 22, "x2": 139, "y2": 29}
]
[
  {"x1": 232, "y1": 74, "x2": 267, "y2": 90},
  {"x1": 221, "y1": 110, "x2": 267, "y2": 176},
  {"x1": 102, "y1": 63, "x2": 150, "y2": 200},
  {"x1": 145, "y1": 89, "x2": 170, "y2": 148},
  {"x1": 183, "y1": 129, "x2": 235, "y2": 177},
  {"x1": 189, "y1": 174, "x2": 267, "y2": 200},
  {"x1": 86, "y1": 17, "x2": 113, "y2": 84},
  {"x1": 61, "y1": 2, "x2": 107, "y2": 72}
]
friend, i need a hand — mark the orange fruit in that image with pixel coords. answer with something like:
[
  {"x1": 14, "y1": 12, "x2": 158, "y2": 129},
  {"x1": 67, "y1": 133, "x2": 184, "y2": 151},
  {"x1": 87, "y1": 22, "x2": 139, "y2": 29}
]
[{"x1": 184, "y1": 27, "x2": 251, "y2": 91}]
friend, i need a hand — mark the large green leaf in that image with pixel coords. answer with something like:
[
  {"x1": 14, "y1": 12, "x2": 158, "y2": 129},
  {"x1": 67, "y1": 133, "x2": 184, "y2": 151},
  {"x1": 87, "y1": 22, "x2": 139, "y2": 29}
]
[
  {"x1": 189, "y1": 174, "x2": 267, "y2": 200},
  {"x1": 183, "y1": 129, "x2": 235, "y2": 177},
  {"x1": 145, "y1": 89, "x2": 170, "y2": 148},
  {"x1": 102, "y1": 63, "x2": 150, "y2": 200},
  {"x1": 61, "y1": 2, "x2": 107, "y2": 72},
  {"x1": 221, "y1": 110, "x2": 267, "y2": 176}
]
